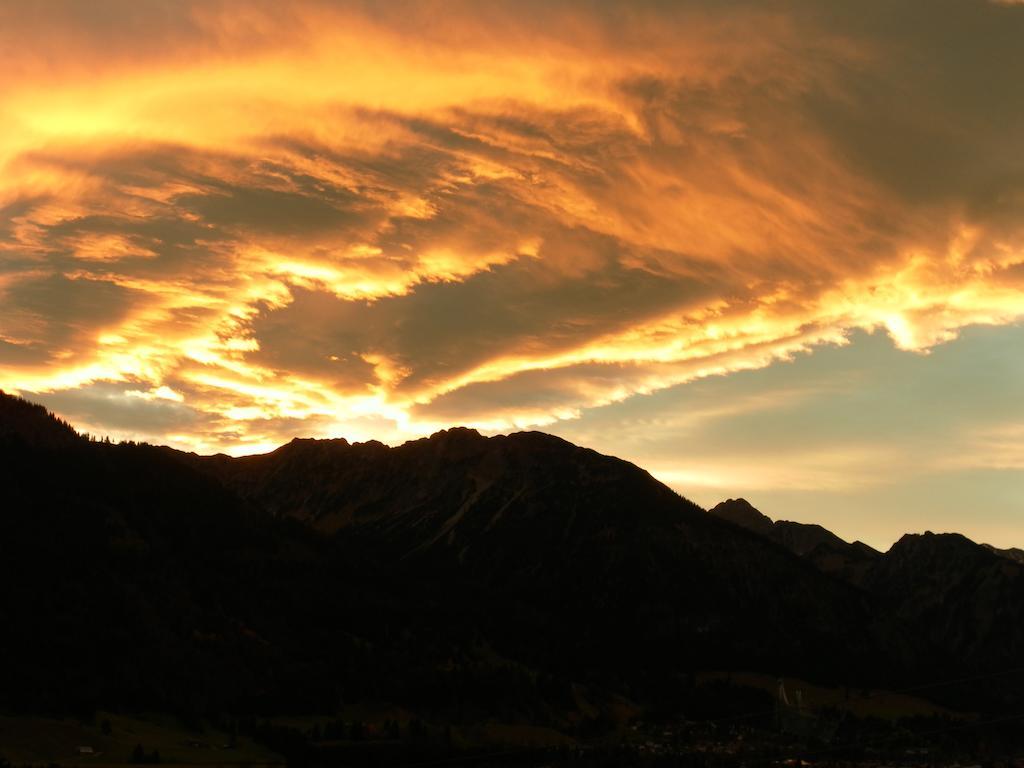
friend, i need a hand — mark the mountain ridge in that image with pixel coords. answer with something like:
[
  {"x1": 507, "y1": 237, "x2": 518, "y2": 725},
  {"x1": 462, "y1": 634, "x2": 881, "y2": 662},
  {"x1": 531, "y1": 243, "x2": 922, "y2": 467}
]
[
  {"x1": 1, "y1": 390, "x2": 1021, "y2": 730},
  {"x1": 708, "y1": 497, "x2": 882, "y2": 586}
]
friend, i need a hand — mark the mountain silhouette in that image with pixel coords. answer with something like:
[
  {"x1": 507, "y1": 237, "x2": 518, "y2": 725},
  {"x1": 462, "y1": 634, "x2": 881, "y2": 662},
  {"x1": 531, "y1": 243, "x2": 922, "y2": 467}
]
[
  {"x1": 983, "y1": 542, "x2": 1024, "y2": 565},
  {"x1": 709, "y1": 498, "x2": 880, "y2": 586},
  {"x1": 1, "y1": 391, "x2": 1021, "y2": 734},
  {"x1": 193, "y1": 429, "x2": 892, "y2": 685},
  {"x1": 866, "y1": 532, "x2": 1024, "y2": 677},
  {"x1": 0, "y1": 391, "x2": 80, "y2": 447}
]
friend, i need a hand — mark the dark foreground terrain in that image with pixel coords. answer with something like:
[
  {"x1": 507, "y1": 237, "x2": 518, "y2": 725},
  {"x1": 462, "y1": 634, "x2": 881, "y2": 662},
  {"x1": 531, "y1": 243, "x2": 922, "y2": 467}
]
[{"x1": 1, "y1": 391, "x2": 1022, "y2": 765}]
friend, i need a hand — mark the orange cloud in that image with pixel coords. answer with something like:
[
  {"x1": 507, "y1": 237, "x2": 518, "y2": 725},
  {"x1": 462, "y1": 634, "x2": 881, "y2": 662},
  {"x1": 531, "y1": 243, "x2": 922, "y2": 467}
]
[{"x1": 2, "y1": 1, "x2": 1024, "y2": 452}]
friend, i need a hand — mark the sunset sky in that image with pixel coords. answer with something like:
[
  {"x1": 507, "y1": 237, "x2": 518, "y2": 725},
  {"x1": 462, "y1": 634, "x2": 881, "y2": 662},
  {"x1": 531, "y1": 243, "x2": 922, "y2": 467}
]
[{"x1": 1, "y1": 0, "x2": 1022, "y2": 548}]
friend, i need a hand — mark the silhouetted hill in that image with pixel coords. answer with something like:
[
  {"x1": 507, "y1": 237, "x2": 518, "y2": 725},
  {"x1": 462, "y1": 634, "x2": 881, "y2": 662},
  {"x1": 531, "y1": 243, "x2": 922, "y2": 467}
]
[
  {"x1": 1, "y1": 391, "x2": 1021, "y2": 738},
  {"x1": 195, "y1": 429, "x2": 891, "y2": 693},
  {"x1": 709, "y1": 498, "x2": 1024, "y2": 710},
  {"x1": 709, "y1": 498, "x2": 880, "y2": 585},
  {"x1": 983, "y1": 542, "x2": 1024, "y2": 565},
  {"x1": 0, "y1": 393, "x2": 320, "y2": 715},
  {"x1": 867, "y1": 533, "x2": 1024, "y2": 681},
  {"x1": 0, "y1": 389, "x2": 81, "y2": 447},
  {"x1": 707, "y1": 498, "x2": 774, "y2": 535}
]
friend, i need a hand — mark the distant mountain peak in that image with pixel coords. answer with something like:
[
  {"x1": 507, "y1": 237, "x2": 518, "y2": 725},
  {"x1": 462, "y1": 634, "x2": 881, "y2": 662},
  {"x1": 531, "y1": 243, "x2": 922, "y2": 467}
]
[
  {"x1": 884, "y1": 531, "x2": 997, "y2": 569},
  {"x1": 427, "y1": 426, "x2": 484, "y2": 440},
  {"x1": 289, "y1": 435, "x2": 349, "y2": 445},
  {"x1": 891, "y1": 530, "x2": 977, "y2": 550},
  {"x1": 708, "y1": 496, "x2": 880, "y2": 585},
  {"x1": 708, "y1": 497, "x2": 775, "y2": 534},
  {"x1": 983, "y1": 543, "x2": 1024, "y2": 564}
]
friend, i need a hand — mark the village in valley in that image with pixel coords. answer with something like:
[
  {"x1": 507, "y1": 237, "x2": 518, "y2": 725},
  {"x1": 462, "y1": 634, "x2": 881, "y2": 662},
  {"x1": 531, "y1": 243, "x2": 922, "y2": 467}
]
[{"x1": 3, "y1": 677, "x2": 1022, "y2": 768}]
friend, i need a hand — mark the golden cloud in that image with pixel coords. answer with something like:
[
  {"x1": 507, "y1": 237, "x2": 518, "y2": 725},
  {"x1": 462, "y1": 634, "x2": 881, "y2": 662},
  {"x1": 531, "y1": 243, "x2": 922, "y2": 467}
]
[{"x1": 2, "y1": 0, "x2": 1024, "y2": 452}]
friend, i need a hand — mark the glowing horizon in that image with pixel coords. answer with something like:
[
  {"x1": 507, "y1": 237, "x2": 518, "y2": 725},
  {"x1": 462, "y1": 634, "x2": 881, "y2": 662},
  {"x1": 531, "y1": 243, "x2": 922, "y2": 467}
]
[{"x1": 2, "y1": 1, "x2": 1022, "y2": 547}]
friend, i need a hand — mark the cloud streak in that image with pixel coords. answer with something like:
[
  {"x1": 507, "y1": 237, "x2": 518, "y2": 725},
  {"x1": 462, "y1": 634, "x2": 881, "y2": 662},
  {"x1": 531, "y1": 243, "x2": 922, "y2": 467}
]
[{"x1": 2, "y1": 0, "x2": 1024, "y2": 453}]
